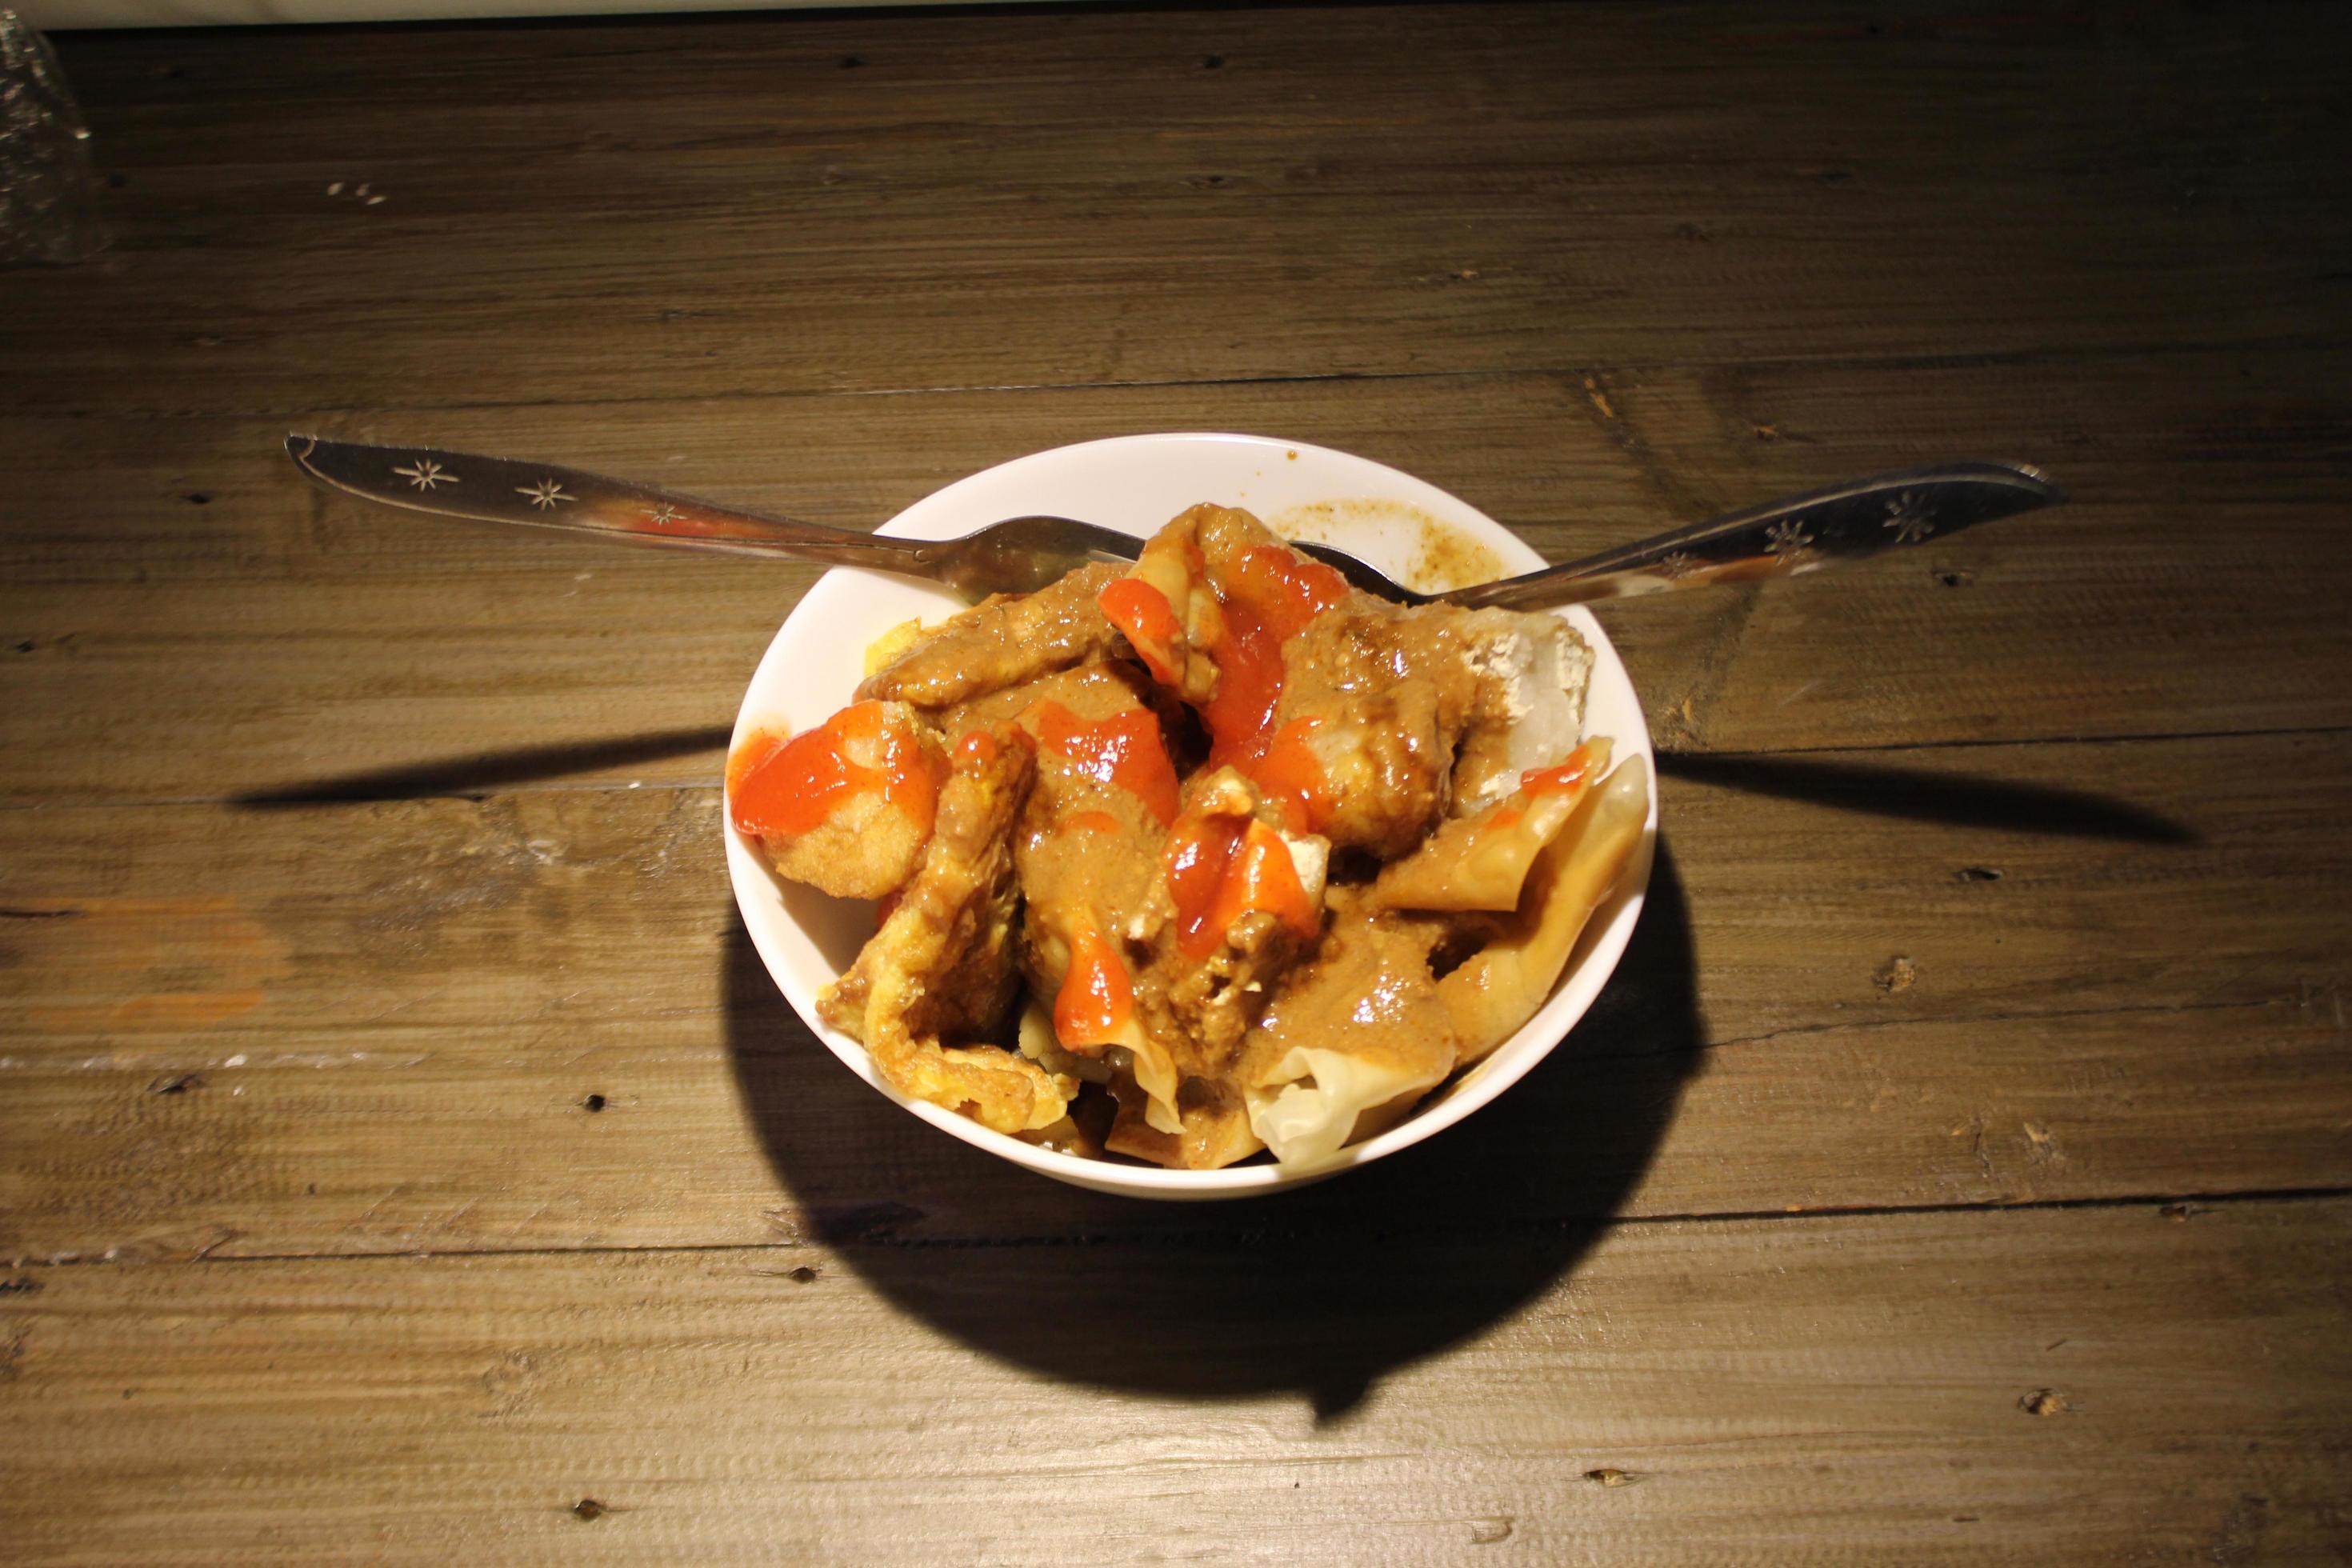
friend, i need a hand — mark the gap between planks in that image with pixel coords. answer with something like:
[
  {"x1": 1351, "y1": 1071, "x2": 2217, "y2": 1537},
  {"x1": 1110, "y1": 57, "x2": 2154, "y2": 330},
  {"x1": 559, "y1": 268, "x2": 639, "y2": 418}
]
[
  {"x1": 10, "y1": 1182, "x2": 2348, "y2": 1275},
  {"x1": 18, "y1": 332, "x2": 2352, "y2": 424}
]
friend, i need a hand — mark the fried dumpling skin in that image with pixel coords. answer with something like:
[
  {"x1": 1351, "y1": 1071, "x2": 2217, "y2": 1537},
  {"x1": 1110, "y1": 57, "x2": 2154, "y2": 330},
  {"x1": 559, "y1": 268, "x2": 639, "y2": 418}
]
[
  {"x1": 820, "y1": 729, "x2": 1076, "y2": 1134},
  {"x1": 1435, "y1": 755, "x2": 1650, "y2": 1065},
  {"x1": 1239, "y1": 891, "x2": 1462, "y2": 1168},
  {"x1": 857, "y1": 562, "x2": 1126, "y2": 711}
]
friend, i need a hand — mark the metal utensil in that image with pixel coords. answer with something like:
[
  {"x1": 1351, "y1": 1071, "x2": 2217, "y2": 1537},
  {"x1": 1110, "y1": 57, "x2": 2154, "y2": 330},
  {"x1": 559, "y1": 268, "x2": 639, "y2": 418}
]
[
  {"x1": 285, "y1": 434, "x2": 1145, "y2": 598},
  {"x1": 288, "y1": 436, "x2": 2057, "y2": 609},
  {"x1": 1415, "y1": 461, "x2": 2062, "y2": 610},
  {"x1": 289, "y1": 432, "x2": 1435, "y2": 598}
]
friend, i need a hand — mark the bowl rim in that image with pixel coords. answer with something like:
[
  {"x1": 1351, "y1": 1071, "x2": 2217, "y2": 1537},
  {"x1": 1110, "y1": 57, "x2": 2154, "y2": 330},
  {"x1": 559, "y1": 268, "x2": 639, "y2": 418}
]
[{"x1": 726, "y1": 431, "x2": 1657, "y2": 1198}]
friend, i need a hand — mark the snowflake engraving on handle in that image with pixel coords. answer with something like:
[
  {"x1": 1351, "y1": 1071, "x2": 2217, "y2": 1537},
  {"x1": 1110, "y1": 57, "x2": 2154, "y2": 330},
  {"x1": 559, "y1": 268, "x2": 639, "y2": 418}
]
[
  {"x1": 393, "y1": 458, "x2": 455, "y2": 491},
  {"x1": 644, "y1": 502, "x2": 682, "y2": 526},
  {"x1": 518, "y1": 478, "x2": 574, "y2": 510},
  {"x1": 1656, "y1": 549, "x2": 1701, "y2": 580},
  {"x1": 1882, "y1": 492, "x2": 1934, "y2": 544},
  {"x1": 1764, "y1": 518, "x2": 1815, "y2": 560}
]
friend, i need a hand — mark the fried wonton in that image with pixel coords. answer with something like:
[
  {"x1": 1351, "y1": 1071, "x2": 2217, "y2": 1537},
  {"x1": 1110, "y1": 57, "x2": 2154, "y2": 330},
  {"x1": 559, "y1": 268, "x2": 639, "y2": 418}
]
[
  {"x1": 818, "y1": 727, "x2": 1075, "y2": 1134},
  {"x1": 1434, "y1": 754, "x2": 1650, "y2": 1064},
  {"x1": 1240, "y1": 892, "x2": 1461, "y2": 1167},
  {"x1": 858, "y1": 561, "x2": 1127, "y2": 711}
]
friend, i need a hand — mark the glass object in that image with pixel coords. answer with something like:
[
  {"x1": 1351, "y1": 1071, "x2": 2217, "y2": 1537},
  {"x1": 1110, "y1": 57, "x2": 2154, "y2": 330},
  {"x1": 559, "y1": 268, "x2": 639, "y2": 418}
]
[{"x1": 0, "y1": 8, "x2": 103, "y2": 266}]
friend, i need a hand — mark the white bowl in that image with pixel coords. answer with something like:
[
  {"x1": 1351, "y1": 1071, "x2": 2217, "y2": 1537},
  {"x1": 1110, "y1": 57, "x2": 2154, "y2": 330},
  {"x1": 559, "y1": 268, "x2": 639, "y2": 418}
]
[{"x1": 726, "y1": 434, "x2": 1657, "y2": 1199}]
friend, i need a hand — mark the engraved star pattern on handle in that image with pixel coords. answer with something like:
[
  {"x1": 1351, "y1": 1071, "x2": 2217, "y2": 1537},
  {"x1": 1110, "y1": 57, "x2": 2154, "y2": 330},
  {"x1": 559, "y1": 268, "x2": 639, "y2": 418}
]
[
  {"x1": 290, "y1": 437, "x2": 2058, "y2": 610},
  {"x1": 1882, "y1": 492, "x2": 1935, "y2": 544},
  {"x1": 1764, "y1": 518, "x2": 1815, "y2": 558}
]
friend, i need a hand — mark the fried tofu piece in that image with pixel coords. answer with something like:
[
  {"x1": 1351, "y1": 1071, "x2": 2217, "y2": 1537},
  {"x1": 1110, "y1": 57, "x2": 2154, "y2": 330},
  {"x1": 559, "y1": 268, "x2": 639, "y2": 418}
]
[
  {"x1": 997, "y1": 666, "x2": 1192, "y2": 1134},
  {"x1": 731, "y1": 699, "x2": 946, "y2": 900},
  {"x1": 1264, "y1": 673, "x2": 1452, "y2": 860},
  {"x1": 1447, "y1": 610, "x2": 1594, "y2": 814},
  {"x1": 1267, "y1": 600, "x2": 1593, "y2": 847},
  {"x1": 1134, "y1": 768, "x2": 1328, "y2": 1078},
  {"x1": 1107, "y1": 504, "x2": 1493, "y2": 858}
]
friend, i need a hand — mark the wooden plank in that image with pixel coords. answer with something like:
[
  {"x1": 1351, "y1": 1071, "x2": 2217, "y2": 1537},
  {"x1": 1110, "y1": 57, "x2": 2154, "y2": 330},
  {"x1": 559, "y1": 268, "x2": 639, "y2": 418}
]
[
  {"x1": 1586, "y1": 357, "x2": 2352, "y2": 754},
  {"x1": 2, "y1": 1197, "x2": 2346, "y2": 1563},
  {"x1": 6, "y1": 346, "x2": 2352, "y2": 802},
  {"x1": 7, "y1": 8, "x2": 2346, "y2": 1560},
  {"x1": 13, "y1": 3, "x2": 2348, "y2": 414},
  {"x1": 5, "y1": 730, "x2": 2345, "y2": 1260}
]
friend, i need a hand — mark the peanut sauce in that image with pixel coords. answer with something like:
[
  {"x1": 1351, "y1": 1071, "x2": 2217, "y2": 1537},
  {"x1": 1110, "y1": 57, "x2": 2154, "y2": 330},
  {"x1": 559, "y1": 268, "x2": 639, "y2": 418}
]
[{"x1": 1026, "y1": 699, "x2": 1182, "y2": 826}]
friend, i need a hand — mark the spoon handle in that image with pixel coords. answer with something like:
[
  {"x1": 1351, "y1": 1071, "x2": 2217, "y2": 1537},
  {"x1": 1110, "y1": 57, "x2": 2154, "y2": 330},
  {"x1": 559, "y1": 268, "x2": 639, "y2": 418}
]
[
  {"x1": 1438, "y1": 462, "x2": 2063, "y2": 612},
  {"x1": 285, "y1": 434, "x2": 936, "y2": 570}
]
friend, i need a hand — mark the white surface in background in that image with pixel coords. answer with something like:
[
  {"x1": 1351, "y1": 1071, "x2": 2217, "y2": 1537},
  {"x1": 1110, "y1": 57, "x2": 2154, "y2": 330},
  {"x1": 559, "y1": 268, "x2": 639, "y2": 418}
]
[{"x1": 25, "y1": 0, "x2": 1010, "y2": 27}]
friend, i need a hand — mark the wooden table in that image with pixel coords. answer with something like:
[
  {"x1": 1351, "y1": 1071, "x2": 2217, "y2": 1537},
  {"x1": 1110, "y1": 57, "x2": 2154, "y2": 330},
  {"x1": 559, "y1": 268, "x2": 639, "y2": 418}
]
[{"x1": 5, "y1": 3, "x2": 2350, "y2": 1559}]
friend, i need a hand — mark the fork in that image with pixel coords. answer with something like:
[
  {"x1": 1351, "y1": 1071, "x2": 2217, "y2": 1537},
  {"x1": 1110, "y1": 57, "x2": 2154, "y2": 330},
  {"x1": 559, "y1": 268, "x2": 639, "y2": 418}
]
[{"x1": 286, "y1": 437, "x2": 2058, "y2": 607}]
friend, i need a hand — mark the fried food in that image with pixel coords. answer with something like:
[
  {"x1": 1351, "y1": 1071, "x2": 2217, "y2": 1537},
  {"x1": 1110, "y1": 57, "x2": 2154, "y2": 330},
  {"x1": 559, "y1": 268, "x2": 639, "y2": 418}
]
[
  {"x1": 730, "y1": 700, "x2": 946, "y2": 899},
  {"x1": 817, "y1": 727, "x2": 1074, "y2": 1134},
  {"x1": 735, "y1": 504, "x2": 1646, "y2": 1169},
  {"x1": 858, "y1": 561, "x2": 1126, "y2": 710}
]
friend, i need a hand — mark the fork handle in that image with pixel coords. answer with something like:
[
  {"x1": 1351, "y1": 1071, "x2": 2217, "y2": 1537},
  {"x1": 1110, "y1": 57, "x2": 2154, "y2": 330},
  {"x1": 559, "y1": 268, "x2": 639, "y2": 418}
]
[
  {"x1": 1438, "y1": 462, "x2": 2062, "y2": 611},
  {"x1": 286, "y1": 435, "x2": 938, "y2": 570}
]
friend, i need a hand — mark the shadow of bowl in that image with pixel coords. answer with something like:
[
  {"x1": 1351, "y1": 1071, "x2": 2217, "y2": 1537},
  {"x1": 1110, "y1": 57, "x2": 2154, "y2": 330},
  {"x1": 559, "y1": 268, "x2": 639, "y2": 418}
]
[{"x1": 724, "y1": 845, "x2": 1703, "y2": 1419}]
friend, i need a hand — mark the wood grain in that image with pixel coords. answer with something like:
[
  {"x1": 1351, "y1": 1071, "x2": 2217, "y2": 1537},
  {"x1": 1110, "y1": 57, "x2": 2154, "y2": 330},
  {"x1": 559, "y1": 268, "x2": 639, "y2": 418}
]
[
  {"x1": 7, "y1": 345, "x2": 2352, "y2": 802},
  {"x1": 5, "y1": 730, "x2": 2343, "y2": 1260},
  {"x1": 4, "y1": 1197, "x2": 2346, "y2": 1564},
  {"x1": 6, "y1": 1, "x2": 2351, "y2": 1556},
  {"x1": 12, "y1": 4, "x2": 2349, "y2": 416}
]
